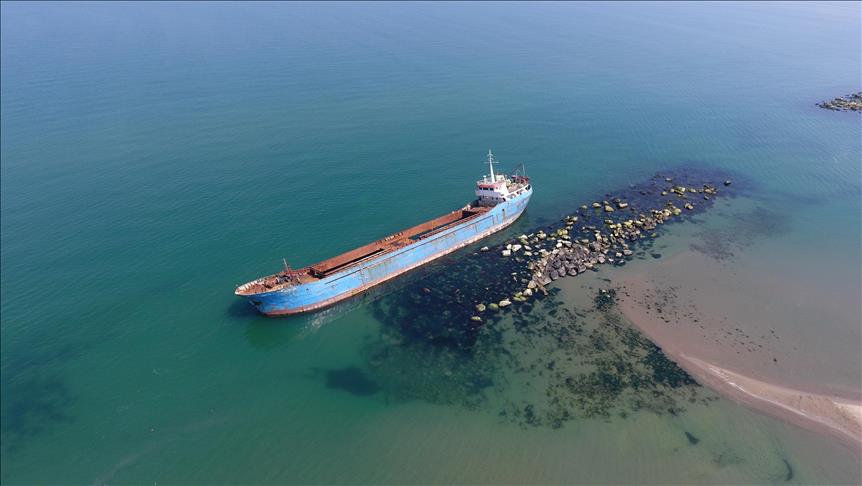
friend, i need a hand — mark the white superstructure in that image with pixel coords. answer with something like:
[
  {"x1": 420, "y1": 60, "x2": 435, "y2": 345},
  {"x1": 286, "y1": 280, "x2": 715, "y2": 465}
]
[{"x1": 475, "y1": 150, "x2": 531, "y2": 207}]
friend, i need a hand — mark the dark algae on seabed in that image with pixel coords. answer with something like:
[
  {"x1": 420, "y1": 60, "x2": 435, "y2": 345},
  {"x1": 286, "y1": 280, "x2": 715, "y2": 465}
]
[{"x1": 349, "y1": 166, "x2": 740, "y2": 429}]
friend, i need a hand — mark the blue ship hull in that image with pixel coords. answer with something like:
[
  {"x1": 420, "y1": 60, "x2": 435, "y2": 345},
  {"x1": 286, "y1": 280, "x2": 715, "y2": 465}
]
[{"x1": 238, "y1": 188, "x2": 531, "y2": 315}]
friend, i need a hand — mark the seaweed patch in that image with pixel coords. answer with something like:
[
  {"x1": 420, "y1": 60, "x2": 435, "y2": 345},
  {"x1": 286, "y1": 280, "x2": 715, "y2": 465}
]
[
  {"x1": 685, "y1": 431, "x2": 701, "y2": 445},
  {"x1": 356, "y1": 167, "x2": 732, "y2": 427},
  {"x1": 0, "y1": 374, "x2": 74, "y2": 453},
  {"x1": 782, "y1": 458, "x2": 794, "y2": 482},
  {"x1": 322, "y1": 366, "x2": 381, "y2": 396},
  {"x1": 690, "y1": 205, "x2": 790, "y2": 262}
]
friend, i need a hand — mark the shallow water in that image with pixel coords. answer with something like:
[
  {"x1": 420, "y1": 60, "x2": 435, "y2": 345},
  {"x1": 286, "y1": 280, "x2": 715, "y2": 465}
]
[{"x1": 2, "y1": 2, "x2": 860, "y2": 483}]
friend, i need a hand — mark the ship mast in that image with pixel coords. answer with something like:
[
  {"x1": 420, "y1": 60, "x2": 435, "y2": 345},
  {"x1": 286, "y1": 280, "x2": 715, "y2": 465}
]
[{"x1": 487, "y1": 149, "x2": 497, "y2": 183}]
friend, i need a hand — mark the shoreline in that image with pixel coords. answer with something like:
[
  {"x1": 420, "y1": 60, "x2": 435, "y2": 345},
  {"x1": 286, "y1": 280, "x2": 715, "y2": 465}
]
[
  {"x1": 675, "y1": 353, "x2": 862, "y2": 453},
  {"x1": 615, "y1": 273, "x2": 862, "y2": 454}
]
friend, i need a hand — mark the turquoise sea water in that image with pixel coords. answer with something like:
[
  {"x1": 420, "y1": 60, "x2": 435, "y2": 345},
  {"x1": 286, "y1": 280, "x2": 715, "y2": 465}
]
[{"x1": 2, "y1": 2, "x2": 860, "y2": 484}]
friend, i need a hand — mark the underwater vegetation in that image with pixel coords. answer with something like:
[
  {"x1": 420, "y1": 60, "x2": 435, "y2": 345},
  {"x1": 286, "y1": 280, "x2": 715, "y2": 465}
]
[
  {"x1": 0, "y1": 374, "x2": 74, "y2": 453},
  {"x1": 322, "y1": 366, "x2": 382, "y2": 396},
  {"x1": 349, "y1": 166, "x2": 737, "y2": 428}
]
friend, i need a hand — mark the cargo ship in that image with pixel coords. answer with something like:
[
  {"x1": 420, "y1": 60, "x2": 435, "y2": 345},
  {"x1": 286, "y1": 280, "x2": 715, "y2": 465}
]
[{"x1": 235, "y1": 150, "x2": 532, "y2": 315}]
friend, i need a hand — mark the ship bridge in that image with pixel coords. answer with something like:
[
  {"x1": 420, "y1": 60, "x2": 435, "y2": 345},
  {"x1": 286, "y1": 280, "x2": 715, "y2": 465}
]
[{"x1": 475, "y1": 150, "x2": 531, "y2": 207}]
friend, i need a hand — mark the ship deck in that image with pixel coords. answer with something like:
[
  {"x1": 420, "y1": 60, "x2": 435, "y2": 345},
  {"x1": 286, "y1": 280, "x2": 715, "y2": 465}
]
[{"x1": 235, "y1": 204, "x2": 491, "y2": 295}]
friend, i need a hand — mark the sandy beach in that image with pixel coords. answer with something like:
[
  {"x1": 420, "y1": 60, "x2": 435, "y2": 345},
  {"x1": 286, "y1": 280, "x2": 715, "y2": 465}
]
[
  {"x1": 676, "y1": 354, "x2": 862, "y2": 450},
  {"x1": 614, "y1": 248, "x2": 862, "y2": 453}
]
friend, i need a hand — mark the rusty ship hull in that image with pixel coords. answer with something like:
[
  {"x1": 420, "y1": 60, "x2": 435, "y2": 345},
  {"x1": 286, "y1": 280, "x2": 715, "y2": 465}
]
[{"x1": 236, "y1": 183, "x2": 531, "y2": 316}]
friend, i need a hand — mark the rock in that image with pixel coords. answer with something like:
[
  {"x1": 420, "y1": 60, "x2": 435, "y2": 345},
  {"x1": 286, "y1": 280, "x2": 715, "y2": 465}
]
[
  {"x1": 724, "y1": 180, "x2": 732, "y2": 186},
  {"x1": 470, "y1": 316, "x2": 482, "y2": 322},
  {"x1": 617, "y1": 201, "x2": 629, "y2": 209},
  {"x1": 523, "y1": 288, "x2": 533, "y2": 297},
  {"x1": 512, "y1": 244, "x2": 523, "y2": 252},
  {"x1": 817, "y1": 93, "x2": 862, "y2": 111},
  {"x1": 524, "y1": 251, "x2": 533, "y2": 256},
  {"x1": 623, "y1": 249, "x2": 633, "y2": 256},
  {"x1": 475, "y1": 303, "x2": 486, "y2": 312},
  {"x1": 480, "y1": 246, "x2": 489, "y2": 252},
  {"x1": 604, "y1": 205, "x2": 615, "y2": 212},
  {"x1": 527, "y1": 280, "x2": 537, "y2": 289},
  {"x1": 684, "y1": 203, "x2": 694, "y2": 210},
  {"x1": 488, "y1": 303, "x2": 500, "y2": 311},
  {"x1": 502, "y1": 250, "x2": 512, "y2": 257},
  {"x1": 498, "y1": 299, "x2": 512, "y2": 308},
  {"x1": 550, "y1": 270, "x2": 559, "y2": 280},
  {"x1": 592, "y1": 202, "x2": 602, "y2": 208}
]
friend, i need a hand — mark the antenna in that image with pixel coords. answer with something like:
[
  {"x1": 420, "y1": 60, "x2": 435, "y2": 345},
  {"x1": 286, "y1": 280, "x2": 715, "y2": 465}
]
[
  {"x1": 282, "y1": 258, "x2": 301, "y2": 284},
  {"x1": 487, "y1": 149, "x2": 497, "y2": 183}
]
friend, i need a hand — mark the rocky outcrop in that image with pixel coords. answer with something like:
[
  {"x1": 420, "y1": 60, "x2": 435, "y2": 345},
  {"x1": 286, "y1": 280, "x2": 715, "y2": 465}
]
[{"x1": 818, "y1": 92, "x2": 862, "y2": 112}]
